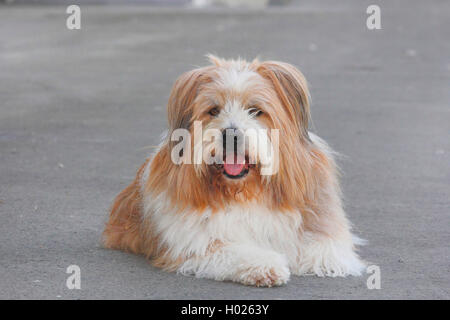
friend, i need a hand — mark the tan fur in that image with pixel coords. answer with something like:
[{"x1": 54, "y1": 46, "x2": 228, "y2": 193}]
[
  {"x1": 105, "y1": 56, "x2": 338, "y2": 252},
  {"x1": 102, "y1": 160, "x2": 148, "y2": 254},
  {"x1": 141, "y1": 58, "x2": 321, "y2": 214},
  {"x1": 102, "y1": 56, "x2": 363, "y2": 283}
]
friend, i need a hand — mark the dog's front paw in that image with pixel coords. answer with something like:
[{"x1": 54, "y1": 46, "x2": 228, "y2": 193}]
[
  {"x1": 178, "y1": 244, "x2": 290, "y2": 287},
  {"x1": 238, "y1": 265, "x2": 290, "y2": 287},
  {"x1": 233, "y1": 250, "x2": 290, "y2": 287}
]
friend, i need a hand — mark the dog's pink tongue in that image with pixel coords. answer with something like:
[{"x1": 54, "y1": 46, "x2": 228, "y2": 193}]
[{"x1": 224, "y1": 154, "x2": 245, "y2": 176}]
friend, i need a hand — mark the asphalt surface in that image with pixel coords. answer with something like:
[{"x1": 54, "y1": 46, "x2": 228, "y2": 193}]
[{"x1": 0, "y1": 1, "x2": 449, "y2": 299}]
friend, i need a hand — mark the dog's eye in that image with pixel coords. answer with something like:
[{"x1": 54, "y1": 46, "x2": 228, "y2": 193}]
[
  {"x1": 208, "y1": 107, "x2": 220, "y2": 117},
  {"x1": 249, "y1": 107, "x2": 263, "y2": 117}
]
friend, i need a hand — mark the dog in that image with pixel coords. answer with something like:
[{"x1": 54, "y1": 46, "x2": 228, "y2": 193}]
[{"x1": 102, "y1": 55, "x2": 365, "y2": 287}]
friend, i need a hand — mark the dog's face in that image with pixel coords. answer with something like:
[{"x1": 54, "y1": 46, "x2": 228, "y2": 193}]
[
  {"x1": 190, "y1": 58, "x2": 279, "y2": 186},
  {"x1": 149, "y1": 56, "x2": 313, "y2": 211}
]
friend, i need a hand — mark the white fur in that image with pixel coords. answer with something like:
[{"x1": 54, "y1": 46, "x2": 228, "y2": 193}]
[
  {"x1": 141, "y1": 134, "x2": 366, "y2": 285},
  {"x1": 215, "y1": 64, "x2": 258, "y2": 92},
  {"x1": 137, "y1": 62, "x2": 365, "y2": 285},
  {"x1": 293, "y1": 231, "x2": 366, "y2": 277},
  {"x1": 194, "y1": 64, "x2": 279, "y2": 176}
]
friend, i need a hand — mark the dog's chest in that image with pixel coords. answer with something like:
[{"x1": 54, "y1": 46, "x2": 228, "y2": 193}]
[
  {"x1": 145, "y1": 194, "x2": 304, "y2": 257},
  {"x1": 206, "y1": 206, "x2": 302, "y2": 249}
]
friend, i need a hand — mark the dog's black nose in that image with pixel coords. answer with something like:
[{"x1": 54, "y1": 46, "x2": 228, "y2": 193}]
[{"x1": 222, "y1": 127, "x2": 239, "y2": 152}]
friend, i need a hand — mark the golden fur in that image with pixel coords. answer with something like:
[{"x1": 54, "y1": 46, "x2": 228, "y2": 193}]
[{"x1": 102, "y1": 56, "x2": 364, "y2": 286}]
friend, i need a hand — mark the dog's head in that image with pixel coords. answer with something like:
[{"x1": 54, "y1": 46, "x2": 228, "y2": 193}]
[{"x1": 147, "y1": 56, "x2": 314, "y2": 211}]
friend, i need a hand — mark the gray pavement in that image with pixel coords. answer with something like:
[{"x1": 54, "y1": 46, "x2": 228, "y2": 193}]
[{"x1": 0, "y1": 1, "x2": 449, "y2": 299}]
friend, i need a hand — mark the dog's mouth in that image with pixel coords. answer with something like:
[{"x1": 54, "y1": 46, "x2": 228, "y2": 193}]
[
  {"x1": 215, "y1": 153, "x2": 251, "y2": 179},
  {"x1": 223, "y1": 154, "x2": 248, "y2": 179}
]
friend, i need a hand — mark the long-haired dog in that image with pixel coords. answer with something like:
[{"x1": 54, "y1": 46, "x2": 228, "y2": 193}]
[{"x1": 103, "y1": 55, "x2": 365, "y2": 286}]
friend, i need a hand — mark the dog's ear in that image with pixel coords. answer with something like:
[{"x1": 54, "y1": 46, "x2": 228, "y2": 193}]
[
  {"x1": 167, "y1": 67, "x2": 211, "y2": 131},
  {"x1": 256, "y1": 61, "x2": 311, "y2": 139}
]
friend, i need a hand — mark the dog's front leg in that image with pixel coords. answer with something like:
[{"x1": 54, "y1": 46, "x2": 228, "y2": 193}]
[{"x1": 178, "y1": 243, "x2": 290, "y2": 287}]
